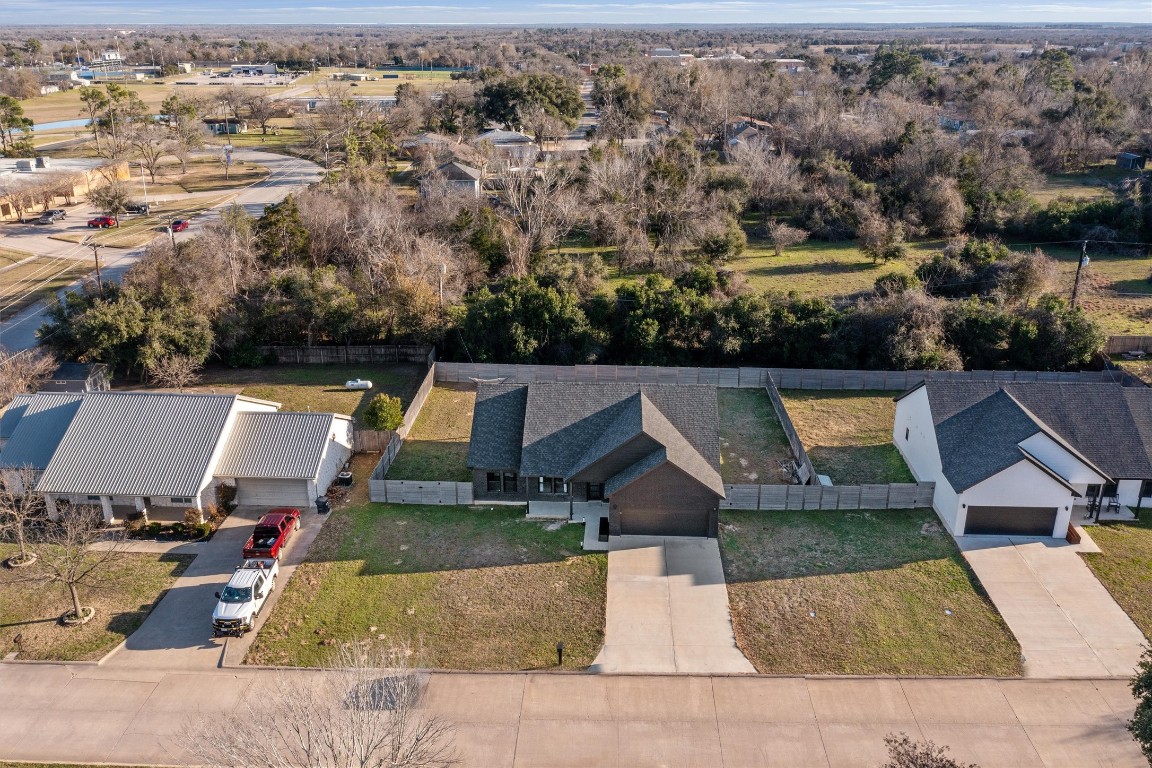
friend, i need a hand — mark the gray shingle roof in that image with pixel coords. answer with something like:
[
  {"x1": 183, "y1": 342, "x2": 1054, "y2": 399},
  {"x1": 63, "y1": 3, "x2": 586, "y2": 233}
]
[
  {"x1": 466, "y1": 384, "x2": 528, "y2": 470},
  {"x1": 920, "y1": 382, "x2": 1152, "y2": 480},
  {"x1": 0, "y1": 393, "x2": 84, "y2": 470},
  {"x1": 934, "y1": 390, "x2": 1042, "y2": 491},
  {"x1": 216, "y1": 412, "x2": 346, "y2": 480},
  {"x1": 36, "y1": 392, "x2": 244, "y2": 497},
  {"x1": 438, "y1": 161, "x2": 481, "y2": 181}
]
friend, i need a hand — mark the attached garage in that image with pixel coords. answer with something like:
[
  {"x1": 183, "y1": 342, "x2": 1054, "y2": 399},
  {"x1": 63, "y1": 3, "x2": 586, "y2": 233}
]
[
  {"x1": 619, "y1": 506, "x2": 710, "y2": 537},
  {"x1": 964, "y1": 506, "x2": 1058, "y2": 537},
  {"x1": 234, "y1": 478, "x2": 312, "y2": 508}
]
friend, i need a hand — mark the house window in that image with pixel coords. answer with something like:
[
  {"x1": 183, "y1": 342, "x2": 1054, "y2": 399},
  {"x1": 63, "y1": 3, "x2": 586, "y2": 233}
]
[
  {"x1": 502, "y1": 472, "x2": 518, "y2": 493},
  {"x1": 487, "y1": 472, "x2": 518, "y2": 493},
  {"x1": 170, "y1": 496, "x2": 194, "y2": 505},
  {"x1": 486, "y1": 472, "x2": 501, "y2": 492},
  {"x1": 1086, "y1": 484, "x2": 1101, "y2": 499},
  {"x1": 904, "y1": 428, "x2": 909, "y2": 441},
  {"x1": 587, "y1": 483, "x2": 605, "y2": 501},
  {"x1": 1141, "y1": 480, "x2": 1152, "y2": 499},
  {"x1": 538, "y1": 477, "x2": 568, "y2": 495},
  {"x1": 87, "y1": 495, "x2": 101, "y2": 502},
  {"x1": 1103, "y1": 482, "x2": 1118, "y2": 498}
]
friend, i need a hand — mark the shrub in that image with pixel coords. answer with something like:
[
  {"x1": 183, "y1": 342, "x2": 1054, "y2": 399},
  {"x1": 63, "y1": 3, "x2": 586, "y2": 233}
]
[
  {"x1": 145, "y1": 522, "x2": 164, "y2": 537},
  {"x1": 183, "y1": 508, "x2": 203, "y2": 526},
  {"x1": 216, "y1": 483, "x2": 238, "y2": 512},
  {"x1": 192, "y1": 522, "x2": 213, "y2": 540},
  {"x1": 363, "y1": 393, "x2": 404, "y2": 431},
  {"x1": 1128, "y1": 647, "x2": 1152, "y2": 762}
]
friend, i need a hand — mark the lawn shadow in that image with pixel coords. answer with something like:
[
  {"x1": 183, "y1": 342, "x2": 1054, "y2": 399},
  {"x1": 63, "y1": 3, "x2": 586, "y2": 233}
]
[{"x1": 807, "y1": 445, "x2": 915, "y2": 486}]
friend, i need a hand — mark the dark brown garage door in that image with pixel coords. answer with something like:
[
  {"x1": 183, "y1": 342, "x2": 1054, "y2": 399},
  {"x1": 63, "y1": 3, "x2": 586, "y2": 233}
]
[
  {"x1": 965, "y1": 506, "x2": 1058, "y2": 536},
  {"x1": 619, "y1": 506, "x2": 709, "y2": 537}
]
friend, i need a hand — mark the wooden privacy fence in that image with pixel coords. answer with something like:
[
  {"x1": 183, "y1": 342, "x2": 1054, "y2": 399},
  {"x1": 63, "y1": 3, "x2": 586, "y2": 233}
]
[
  {"x1": 1105, "y1": 336, "x2": 1152, "y2": 355},
  {"x1": 763, "y1": 379, "x2": 816, "y2": 484},
  {"x1": 369, "y1": 480, "x2": 474, "y2": 505},
  {"x1": 721, "y1": 482, "x2": 936, "y2": 511},
  {"x1": 363, "y1": 363, "x2": 439, "y2": 499},
  {"x1": 435, "y1": 362, "x2": 1123, "y2": 390},
  {"x1": 353, "y1": 429, "x2": 396, "y2": 453},
  {"x1": 398, "y1": 364, "x2": 436, "y2": 440},
  {"x1": 257, "y1": 345, "x2": 435, "y2": 365}
]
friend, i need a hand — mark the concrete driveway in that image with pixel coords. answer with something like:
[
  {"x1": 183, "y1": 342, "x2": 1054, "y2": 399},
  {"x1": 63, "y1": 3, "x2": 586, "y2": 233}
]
[
  {"x1": 959, "y1": 535, "x2": 1147, "y2": 678},
  {"x1": 102, "y1": 503, "x2": 328, "y2": 670},
  {"x1": 591, "y1": 536, "x2": 755, "y2": 674}
]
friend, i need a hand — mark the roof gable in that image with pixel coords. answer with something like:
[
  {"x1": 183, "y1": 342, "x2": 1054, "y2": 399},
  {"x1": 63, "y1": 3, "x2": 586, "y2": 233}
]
[
  {"x1": 0, "y1": 393, "x2": 84, "y2": 470},
  {"x1": 934, "y1": 390, "x2": 1042, "y2": 491}
]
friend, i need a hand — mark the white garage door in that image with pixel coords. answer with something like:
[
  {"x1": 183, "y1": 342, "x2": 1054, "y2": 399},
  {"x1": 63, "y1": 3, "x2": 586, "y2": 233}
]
[{"x1": 235, "y1": 478, "x2": 312, "y2": 508}]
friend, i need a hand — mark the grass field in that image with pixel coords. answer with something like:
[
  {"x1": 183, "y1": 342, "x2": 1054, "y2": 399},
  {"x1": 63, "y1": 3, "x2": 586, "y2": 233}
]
[
  {"x1": 0, "y1": 545, "x2": 192, "y2": 662},
  {"x1": 0, "y1": 247, "x2": 33, "y2": 268},
  {"x1": 297, "y1": 68, "x2": 457, "y2": 98},
  {"x1": 0, "y1": 256, "x2": 92, "y2": 320},
  {"x1": 1080, "y1": 518, "x2": 1152, "y2": 639},
  {"x1": 122, "y1": 158, "x2": 270, "y2": 196},
  {"x1": 386, "y1": 384, "x2": 476, "y2": 482},
  {"x1": 779, "y1": 390, "x2": 914, "y2": 484},
  {"x1": 717, "y1": 389, "x2": 794, "y2": 484},
  {"x1": 720, "y1": 509, "x2": 1021, "y2": 676},
  {"x1": 20, "y1": 83, "x2": 187, "y2": 125},
  {"x1": 192, "y1": 364, "x2": 426, "y2": 420},
  {"x1": 247, "y1": 503, "x2": 607, "y2": 670}
]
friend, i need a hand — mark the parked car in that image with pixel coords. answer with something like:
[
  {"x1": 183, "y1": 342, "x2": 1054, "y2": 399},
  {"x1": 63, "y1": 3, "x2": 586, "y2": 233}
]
[
  {"x1": 345, "y1": 378, "x2": 373, "y2": 390},
  {"x1": 87, "y1": 216, "x2": 118, "y2": 228},
  {"x1": 170, "y1": 219, "x2": 190, "y2": 232},
  {"x1": 124, "y1": 202, "x2": 150, "y2": 215},
  {"x1": 35, "y1": 210, "x2": 66, "y2": 224},
  {"x1": 211, "y1": 559, "x2": 279, "y2": 637},
  {"x1": 241, "y1": 508, "x2": 301, "y2": 561}
]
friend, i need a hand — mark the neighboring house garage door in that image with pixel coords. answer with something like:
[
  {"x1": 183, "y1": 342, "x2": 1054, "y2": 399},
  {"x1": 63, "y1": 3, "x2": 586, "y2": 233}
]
[
  {"x1": 965, "y1": 506, "x2": 1058, "y2": 536},
  {"x1": 235, "y1": 478, "x2": 312, "y2": 508},
  {"x1": 619, "y1": 506, "x2": 709, "y2": 537}
]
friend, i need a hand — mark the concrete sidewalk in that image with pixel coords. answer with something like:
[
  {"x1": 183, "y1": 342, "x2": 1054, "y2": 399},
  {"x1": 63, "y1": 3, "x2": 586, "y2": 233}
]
[
  {"x1": 960, "y1": 536, "x2": 1147, "y2": 678},
  {"x1": 592, "y1": 536, "x2": 755, "y2": 674},
  {"x1": 0, "y1": 665, "x2": 1141, "y2": 767}
]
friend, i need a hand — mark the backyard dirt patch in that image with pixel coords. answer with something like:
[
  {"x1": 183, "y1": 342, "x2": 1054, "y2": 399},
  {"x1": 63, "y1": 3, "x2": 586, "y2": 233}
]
[
  {"x1": 779, "y1": 390, "x2": 914, "y2": 484},
  {"x1": 386, "y1": 383, "x2": 476, "y2": 482},
  {"x1": 717, "y1": 389, "x2": 794, "y2": 484},
  {"x1": 1080, "y1": 518, "x2": 1152, "y2": 639},
  {"x1": 0, "y1": 545, "x2": 192, "y2": 662},
  {"x1": 190, "y1": 363, "x2": 426, "y2": 420},
  {"x1": 720, "y1": 509, "x2": 1021, "y2": 676},
  {"x1": 247, "y1": 503, "x2": 606, "y2": 670}
]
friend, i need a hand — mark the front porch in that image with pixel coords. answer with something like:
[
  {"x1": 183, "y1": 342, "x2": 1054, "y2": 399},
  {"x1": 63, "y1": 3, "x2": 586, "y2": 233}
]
[{"x1": 525, "y1": 500, "x2": 610, "y2": 552}]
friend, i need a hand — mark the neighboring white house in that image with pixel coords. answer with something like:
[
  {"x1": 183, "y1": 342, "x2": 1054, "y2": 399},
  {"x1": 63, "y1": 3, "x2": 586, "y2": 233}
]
[
  {"x1": 894, "y1": 381, "x2": 1152, "y2": 538},
  {"x1": 0, "y1": 391, "x2": 353, "y2": 523},
  {"x1": 430, "y1": 160, "x2": 482, "y2": 197},
  {"x1": 232, "y1": 63, "x2": 278, "y2": 75},
  {"x1": 471, "y1": 129, "x2": 538, "y2": 164}
]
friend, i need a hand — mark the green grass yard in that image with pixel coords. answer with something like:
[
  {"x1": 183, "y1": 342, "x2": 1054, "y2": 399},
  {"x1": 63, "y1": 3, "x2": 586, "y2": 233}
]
[
  {"x1": 779, "y1": 390, "x2": 914, "y2": 485},
  {"x1": 385, "y1": 384, "x2": 476, "y2": 481},
  {"x1": 1080, "y1": 518, "x2": 1152, "y2": 639},
  {"x1": 247, "y1": 503, "x2": 607, "y2": 670},
  {"x1": 720, "y1": 509, "x2": 1021, "y2": 676},
  {"x1": 0, "y1": 256, "x2": 93, "y2": 320},
  {"x1": 0, "y1": 545, "x2": 192, "y2": 662},
  {"x1": 717, "y1": 389, "x2": 794, "y2": 484}
]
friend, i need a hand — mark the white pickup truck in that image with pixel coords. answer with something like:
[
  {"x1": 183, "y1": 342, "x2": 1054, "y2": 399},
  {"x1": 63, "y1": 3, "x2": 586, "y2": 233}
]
[{"x1": 211, "y1": 559, "x2": 279, "y2": 638}]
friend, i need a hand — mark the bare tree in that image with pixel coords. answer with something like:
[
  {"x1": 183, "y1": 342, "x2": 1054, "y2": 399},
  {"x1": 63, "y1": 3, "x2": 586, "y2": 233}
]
[
  {"x1": 180, "y1": 641, "x2": 459, "y2": 768},
  {"x1": 146, "y1": 353, "x2": 203, "y2": 391},
  {"x1": 766, "y1": 220, "x2": 809, "y2": 257},
  {"x1": 496, "y1": 162, "x2": 579, "y2": 277},
  {"x1": 244, "y1": 90, "x2": 282, "y2": 137},
  {"x1": 0, "y1": 466, "x2": 45, "y2": 567},
  {"x1": 126, "y1": 121, "x2": 174, "y2": 183},
  {"x1": 0, "y1": 346, "x2": 56, "y2": 405},
  {"x1": 25, "y1": 505, "x2": 124, "y2": 624},
  {"x1": 882, "y1": 732, "x2": 978, "y2": 768}
]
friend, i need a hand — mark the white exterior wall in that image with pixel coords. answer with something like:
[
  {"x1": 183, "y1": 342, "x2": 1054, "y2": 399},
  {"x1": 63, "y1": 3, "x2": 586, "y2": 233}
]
[
  {"x1": 1117, "y1": 479, "x2": 1152, "y2": 508},
  {"x1": 314, "y1": 417, "x2": 354, "y2": 499},
  {"x1": 894, "y1": 387, "x2": 961, "y2": 530},
  {"x1": 1018, "y1": 433, "x2": 1106, "y2": 485},
  {"x1": 194, "y1": 398, "x2": 280, "y2": 507},
  {"x1": 957, "y1": 460, "x2": 1076, "y2": 537}
]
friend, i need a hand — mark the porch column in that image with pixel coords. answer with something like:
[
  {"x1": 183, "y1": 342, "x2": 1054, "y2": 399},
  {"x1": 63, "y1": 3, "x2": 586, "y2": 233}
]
[
  {"x1": 100, "y1": 496, "x2": 116, "y2": 525},
  {"x1": 134, "y1": 496, "x2": 150, "y2": 524},
  {"x1": 44, "y1": 494, "x2": 59, "y2": 521}
]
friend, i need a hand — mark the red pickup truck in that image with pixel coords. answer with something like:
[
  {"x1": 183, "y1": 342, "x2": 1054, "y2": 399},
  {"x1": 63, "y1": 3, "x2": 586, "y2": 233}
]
[{"x1": 242, "y1": 508, "x2": 301, "y2": 561}]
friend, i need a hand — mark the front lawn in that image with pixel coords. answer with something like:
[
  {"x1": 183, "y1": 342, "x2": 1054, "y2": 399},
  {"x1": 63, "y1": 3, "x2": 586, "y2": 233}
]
[
  {"x1": 193, "y1": 363, "x2": 426, "y2": 420},
  {"x1": 720, "y1": 509, "x2": 1021, "y2": 676},
  {"x1": 385, "y1": 384, "x2": 476, "y2": 481},
  {"x1": 779, "y1": 390, "x2": 914, "y2": 484},
  {"x1": 247, "y1": 504, "x2": 607, "y2": 670},
  {"x1": 0, "y1": 545, "x2": 192, "y2": 662},
  {"x1": 1080, "y1": 518, "x2": 1152, "y2": 639},
  {"x1": 717, "y1": 389, "x2": 794, "y2": 484}
]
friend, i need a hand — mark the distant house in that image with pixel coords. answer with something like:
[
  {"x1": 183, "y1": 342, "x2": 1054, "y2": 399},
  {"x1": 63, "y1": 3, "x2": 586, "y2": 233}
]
[
  {"x1": 38, "y1": 363, "x2": 110, "y2": 394},
  {"x1": 894, "y1": 381, "x2": 1152, "y2": 538},
  {"x1": 432, "y1": 161, "x2": 482, "y2": 197},
  {"x1": 651, "y1": 48, "x2": 682, "y2": 60},
  {"x1": 471, "y1": 129, "x2": 538, "y2": 163},
  {"x1": 0, "y1": 391, "x2": 353, "y2": 523},
  {"x1": 772, "y1": 58, "x2": 807, "y2": 74},
  {"x1": 939, "y1": 114, "x2": 975, "y2": 132},
  {"x1": 1117, "y1": 153, "x2": 1146, "y2": 171},
  {"x1": 400, "y1": 132, "x2": 456, "y2": 159},
  {"x1": 723, "y1": 117, "x2": 772, "y2": 158},
  {"x1": 231, "y1": 63, "x2": 277, "y2": 76},
  {"x1": 467, "y1": 383, "x2": 726, "y2": 537},
  {"x1": 203, "y1": 118, "x2": 248, "y2": 135}
]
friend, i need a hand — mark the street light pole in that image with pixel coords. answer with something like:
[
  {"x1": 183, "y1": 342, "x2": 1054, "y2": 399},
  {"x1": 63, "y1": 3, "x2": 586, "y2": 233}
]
[{"x1": 137, "y1": 162, "x2": 148, "y2": 210}]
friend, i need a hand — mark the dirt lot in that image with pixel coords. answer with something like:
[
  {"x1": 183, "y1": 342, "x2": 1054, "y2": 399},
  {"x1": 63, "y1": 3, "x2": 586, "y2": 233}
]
[{"x1": 717, "y1": 389, "x2": 794, "y2": 484}]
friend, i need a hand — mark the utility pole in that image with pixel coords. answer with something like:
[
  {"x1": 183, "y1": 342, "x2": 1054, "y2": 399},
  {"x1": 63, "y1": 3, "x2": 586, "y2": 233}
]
[
  {"x1": 1071, "y1": 240, "x2": 1089, "y2": 308},
  {"x1": 167, "y1": 217, "x2": 176, "y2": 247},
  {"x1": 438, "y1": 263, "x2": 447, "y2": 308},
  {"x1": 83, "y1": 238, "x2": 104, "y2": 295}
]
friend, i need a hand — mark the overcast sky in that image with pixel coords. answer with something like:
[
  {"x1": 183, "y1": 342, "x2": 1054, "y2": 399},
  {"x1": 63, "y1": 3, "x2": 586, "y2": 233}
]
[{"x1": 4, "y1": 0, "x2": 1149, "y2": 24}]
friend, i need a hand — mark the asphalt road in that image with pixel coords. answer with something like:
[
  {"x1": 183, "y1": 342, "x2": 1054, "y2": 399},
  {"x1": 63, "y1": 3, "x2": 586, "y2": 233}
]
[{"x1": 0, "y1": 149, "x2": 322, "y2": 352}]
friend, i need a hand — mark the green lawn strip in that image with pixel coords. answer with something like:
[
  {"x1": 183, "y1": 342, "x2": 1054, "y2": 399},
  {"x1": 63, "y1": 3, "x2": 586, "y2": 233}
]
[
  {"x1": 779, "y1": 390, "x2": 914, "y2": 485},
  {"x1": 1080, "y1": 518, "x2": 1152, "y2": 639},
  {"x1": 196, "y1": 363, "x2": 425, "y2": 419},
  {"x1": 386, "y1": 384, "x2": 476, "y2": 481},
  {"x1": 247, "y1": 503, "x2": 606, "y2": 670},
  {"x1": 720, "y1": 509, "x2": 1021, "y2": 676},
  {"x1": 0, "y1": 545, "x2": 192, "y2": 662},
  {"x1": 0, "y1": 247, "x2": 34, "y2": 268},
  {"x1": 717, "y1": 388, "x2": 794, "y2": 484}
]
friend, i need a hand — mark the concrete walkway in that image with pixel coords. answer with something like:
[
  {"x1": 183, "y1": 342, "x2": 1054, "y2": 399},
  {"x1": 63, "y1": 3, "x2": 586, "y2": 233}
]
[
  {"x1": 0, "y1": 664, "x2": 1142, "y2": 767},
  {"x1": 959, "y1": 536, "x2": 1147, "y2": 678},
  {"x1": 592, "y1": 536, "x2": 755, "y2": 674}
]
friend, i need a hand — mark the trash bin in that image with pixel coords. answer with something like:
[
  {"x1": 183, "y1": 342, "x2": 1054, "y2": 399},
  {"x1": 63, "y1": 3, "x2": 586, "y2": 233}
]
[{"x1": 316, "y1": 496, "x2": 331, "y2": 515}]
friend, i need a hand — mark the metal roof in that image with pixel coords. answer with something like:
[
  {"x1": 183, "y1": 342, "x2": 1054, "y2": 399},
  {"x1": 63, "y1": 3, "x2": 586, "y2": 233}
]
[
  {"x1": 36, "y1": 392, "x2": 242, "y2": 497},
  {"x1": 216, "y1": 412, "x2": 345, "y2": 480},
  {"x1": 0, "y1": 393, "x2": 84, "y2": 470}
]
